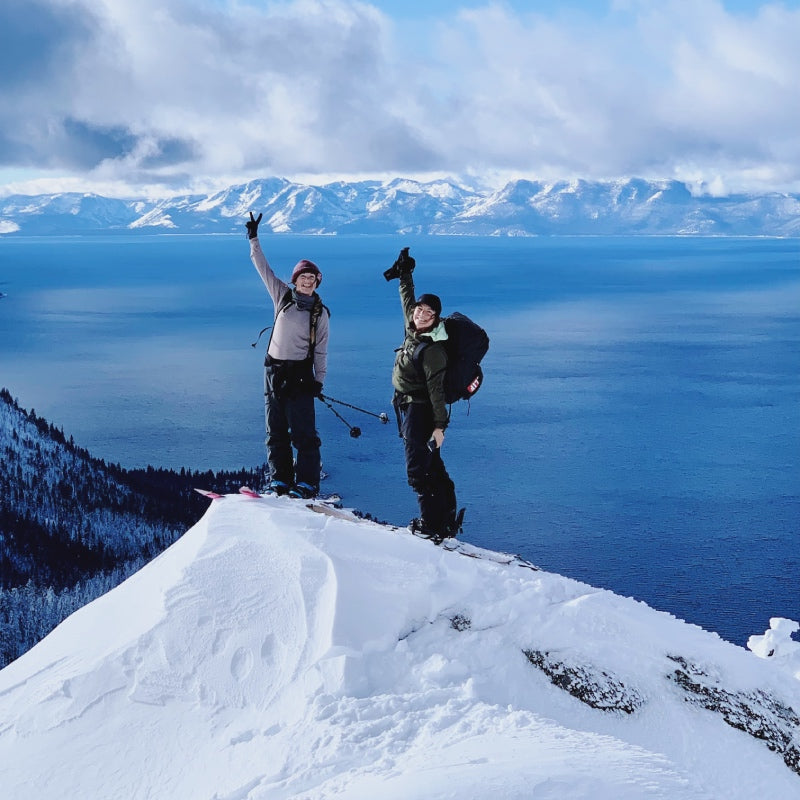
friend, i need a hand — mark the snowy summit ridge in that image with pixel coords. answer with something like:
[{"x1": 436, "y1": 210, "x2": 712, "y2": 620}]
[{"x1": 1, "y1": 493, "x2": 799, "y2": 799}]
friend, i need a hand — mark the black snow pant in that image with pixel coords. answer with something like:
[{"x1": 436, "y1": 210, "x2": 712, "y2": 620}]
[
  {"x1": 397, "y1": 398, "x2": 457, "y2": 536},
  {"x1": 264, "y1": 357, "x2": 321, "y2": 490}
]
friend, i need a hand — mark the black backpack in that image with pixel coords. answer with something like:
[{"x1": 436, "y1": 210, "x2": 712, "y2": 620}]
[{"x1": 413, "y1": 312, "x2": 489, "y2": 404}]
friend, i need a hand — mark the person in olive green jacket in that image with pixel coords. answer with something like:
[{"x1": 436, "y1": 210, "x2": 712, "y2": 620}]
[{"x1": 388, "y1": 247, "x2": 459, "y2": 543}]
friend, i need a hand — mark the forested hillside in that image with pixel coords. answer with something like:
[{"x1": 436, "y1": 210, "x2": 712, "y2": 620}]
[{"x1": 0, "y1": 388, "x2": 263, "y2": 666}]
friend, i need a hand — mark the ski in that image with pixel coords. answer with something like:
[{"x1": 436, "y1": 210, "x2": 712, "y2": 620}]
[
  {"x1": 306, "y1": 503, "x2": 538, "y2": 571},
  {"x1": 306, "y1": 502, "x2": 392, "y2": 524},
  {"x1": 194, "y1": 488, "x2": 225, "y2": 500},
  {"x1": 440, "y1": 538, "x2": 539, "y2": 570},
  {"x1": 313, "y1": 492, "x2": 342, "y2": 504},
  {"x1": 194, "y1": 486, "x2": 342, "y2": 503},
  {"x1": 240, "y1": 485, "x2": 343, "y2": 503}
]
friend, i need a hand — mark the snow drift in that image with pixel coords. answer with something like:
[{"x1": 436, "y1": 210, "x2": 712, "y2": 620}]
[{"x1": 1, "y1": 494, "x2": 799, "y2": 800}]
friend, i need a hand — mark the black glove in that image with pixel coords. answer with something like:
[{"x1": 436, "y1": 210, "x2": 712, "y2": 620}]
[
  {"x1": 313, "y1": 381, "x2": 324, "y2": 398},
  {"x1": 383, "y1": 247, "x2": 415, "y2": 281},
  {"x1": 246, "y1": 211, "x2": 262, "y2": 239}
]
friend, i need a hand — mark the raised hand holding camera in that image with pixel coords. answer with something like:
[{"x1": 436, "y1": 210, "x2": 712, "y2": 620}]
[{"x1": 383, "y1": 246, "x2": 415, "y2": 281}]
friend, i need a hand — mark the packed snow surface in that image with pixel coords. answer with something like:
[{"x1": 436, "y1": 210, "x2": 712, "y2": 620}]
[{"x1": 1, "y1": 495, "x2": 798, "y2": 799}]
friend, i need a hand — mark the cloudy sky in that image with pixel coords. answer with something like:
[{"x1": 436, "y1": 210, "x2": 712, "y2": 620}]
[{"x1": 1, "y1": 0, "x2": 799, "y2": 197}]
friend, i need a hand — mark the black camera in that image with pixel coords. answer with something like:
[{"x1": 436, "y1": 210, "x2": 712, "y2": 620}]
[{"x1": 383, "y1": 247, "x2": 415, "y2": 281}]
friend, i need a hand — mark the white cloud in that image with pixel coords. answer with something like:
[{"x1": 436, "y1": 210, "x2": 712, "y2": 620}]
[
  {"x1": 418, "y1": 1, "x2": 800, "y2": 188},
  {"x1": 0, "y1": 0, "x2": 798, "y2": 196}
]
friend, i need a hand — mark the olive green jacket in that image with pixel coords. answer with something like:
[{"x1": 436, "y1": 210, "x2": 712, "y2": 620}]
[{"x1": 391, "y1": 271, "x2": 449, "y2": 430}]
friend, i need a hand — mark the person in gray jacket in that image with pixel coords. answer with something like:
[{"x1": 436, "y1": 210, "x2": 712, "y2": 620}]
[{"x1": 247, "y1": 211, "x2": 330, "y2": 499}]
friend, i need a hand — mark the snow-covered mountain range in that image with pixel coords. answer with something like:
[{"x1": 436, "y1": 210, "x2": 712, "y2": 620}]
[
  {"x1": 1, "y1": 490, "x2": 799, "y2": 799},
  {"x1": 1, "y1": 177, "x2": 799, "y2": 236}
]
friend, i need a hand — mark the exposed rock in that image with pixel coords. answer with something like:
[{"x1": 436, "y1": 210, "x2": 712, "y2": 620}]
[
  {"x1": 451, "y1": 614, "x2": 472, "y2": 631},
  {"x1": 667, "y1": 654, "x2": 800, "y2": 776},
  {"x1": 523, "y1": 649, "x2": 644, "y2": 714}
]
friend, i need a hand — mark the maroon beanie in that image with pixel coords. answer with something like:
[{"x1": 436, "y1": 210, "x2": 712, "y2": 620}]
[{"x1": 291, "y1": 259, "x2": 322, "y2": 286}]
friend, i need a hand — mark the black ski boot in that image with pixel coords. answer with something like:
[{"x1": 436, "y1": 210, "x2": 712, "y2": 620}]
[
  {"x1": 437, "y1": 508, "x2": 465, "y2": 544},
  {"x1": 289, "y1": 482, "x2": 317, "y2": 499},
  {"x1": 449, "y1": 508, "x2": 465, "y2": 537},
  {"x1": 409, "y1": 518, "x2": 444, "y2": 543},
  {"x1": 410, "y1": 507, "x2": 465, "y2": 545}
]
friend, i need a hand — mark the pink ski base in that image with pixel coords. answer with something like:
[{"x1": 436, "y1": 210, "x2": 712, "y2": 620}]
[{"x1": 194, "y1": 488, "x2": 225, "y2": 500}]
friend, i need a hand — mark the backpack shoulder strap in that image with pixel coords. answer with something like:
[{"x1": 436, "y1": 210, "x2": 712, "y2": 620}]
[
  {"x1": 310, "y1": 297, "x2": 329, "y2": 324},
  {"x1": 276, "y1": 288, "x2": 294, "y2": 318},
  {"x1": 307, "y1": 296, "x2": 326, "y2": 356},
  {"x1": 410, "y1": 340, "x2": 428, "y2": 371},
  {"x1": 410, "y1": 339, "x2": 447, "y2": 373}
]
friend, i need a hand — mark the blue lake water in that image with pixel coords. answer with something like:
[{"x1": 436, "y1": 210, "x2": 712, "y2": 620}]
[{"x1": 1, "y1": 234, "x2": 799, "y2": 646}]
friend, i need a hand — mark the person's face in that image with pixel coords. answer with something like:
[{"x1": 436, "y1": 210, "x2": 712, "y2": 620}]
[
  {"x1": 413, "y1": 303, "x2": 437, "y2": 331},
  {"x1": 294, "y1": 272, "x2": 317, "y2": 295}
]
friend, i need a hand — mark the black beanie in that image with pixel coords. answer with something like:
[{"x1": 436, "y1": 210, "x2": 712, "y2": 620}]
[{"x1": 415, "y1": 293, "x2": 442, "y2": 317}]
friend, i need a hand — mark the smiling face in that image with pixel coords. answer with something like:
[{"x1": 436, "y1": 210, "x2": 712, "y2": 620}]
[
  {"x1": 294, "y1": 271, "x2": 318, "y2": 296},
  {"x1": 413, "y1": 303, "x2": 437, "y2": 332}
]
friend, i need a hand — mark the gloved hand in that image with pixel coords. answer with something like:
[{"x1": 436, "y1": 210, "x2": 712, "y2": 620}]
[
  {"x1": 246, "y1": 211, "x2": 262, "y2": 239},
  {"x1": 383, "y1": 246, "x2": 415, "y2": 281},
  {"x1": 313, "y1": 381, "x2": 324, "y2": 398}
]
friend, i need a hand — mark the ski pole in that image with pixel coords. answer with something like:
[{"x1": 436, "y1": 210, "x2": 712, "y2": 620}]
[
  {"x1": 319, "y1": 396, "x2": 362, "y2": 438},
  {"x1": 319, "y1": 394, "x2": 389, "y2": 424}
]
